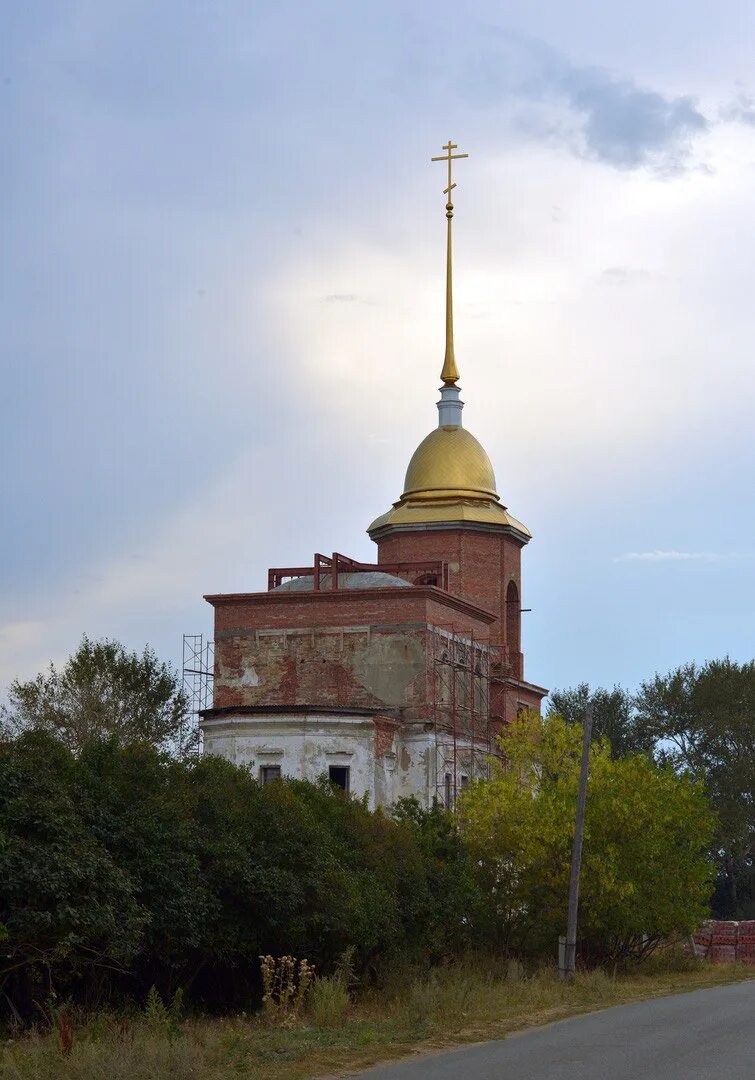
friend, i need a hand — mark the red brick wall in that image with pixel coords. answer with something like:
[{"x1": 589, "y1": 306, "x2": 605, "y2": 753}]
[
  {"x1": 375, "y1": 528, "x2": 524, "y2": 672},
  {"x1": 208, "y1": 587, "x2": 493, "y2": 637},
  {"x1": 499, "y1": 680, "x2": 544, "y2": 728},
  {"x1": 213, "y1": 625, "x2": 429, "y2": 711},
  {"x1": 211, "y1": 590, "x2": 429, "y2": 634},
  {"x1": 207, "y1": 587, "x2": 495, "y2": 714}
]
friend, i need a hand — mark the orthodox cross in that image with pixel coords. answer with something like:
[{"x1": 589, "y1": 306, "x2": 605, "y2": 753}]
[{"x1": 431, "y1": 139, "x2": 469, "y2": 218}]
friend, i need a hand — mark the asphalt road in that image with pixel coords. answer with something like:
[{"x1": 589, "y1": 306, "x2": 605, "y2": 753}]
[{"x1": 356, "y1": 980, "x2": 755, "y2": 1079}]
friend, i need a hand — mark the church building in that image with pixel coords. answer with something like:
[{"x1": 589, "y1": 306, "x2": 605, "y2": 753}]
[{"x1": 200, "y1": 142, "x2": 547, "y2": 808}]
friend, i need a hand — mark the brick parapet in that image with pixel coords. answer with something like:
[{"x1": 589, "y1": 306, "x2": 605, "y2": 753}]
[{"x1": 205, "y1": 585, "x2": 496, "y2": 634}]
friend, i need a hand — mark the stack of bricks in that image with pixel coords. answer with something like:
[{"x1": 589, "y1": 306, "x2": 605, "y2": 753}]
[
  {"x1": 691, "y1": 920, "x2": 755, "y2": 964},
  {"x1": 738, "y1": 920, "x2": 755, "y2": 965}
]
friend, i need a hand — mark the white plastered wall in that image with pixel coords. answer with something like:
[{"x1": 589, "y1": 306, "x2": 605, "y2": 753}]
[
  {"x1": 201, "y1": 713, "x2": 487, "y2": 810},
  {"x1": 202, "y1": 713, "x2": 392, "y2": 809}
]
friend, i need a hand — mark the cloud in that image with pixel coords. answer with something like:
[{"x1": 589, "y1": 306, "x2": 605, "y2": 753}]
[
  {"x1": 322, "y1": 294, "x2": 373, "y2": 304},
  {"x1": 600, "y1": 266, "x2": 651, "y2": 285},
  {"x1": 614, "y1": 550, "x2": 726, "y2": 563},
  {"x1": 720, "y1": 92, "x2": 755, "y2": 127},
  {"x1": 557, "y1": 65, "x2": 707, "y2": 171},
  {"x1": 456, "y1": 30, "x2": 709, "y2": 173}
]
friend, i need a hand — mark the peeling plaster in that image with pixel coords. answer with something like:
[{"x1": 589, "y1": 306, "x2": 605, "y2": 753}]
[
  {"x1": 214, "y1": 627, "x2": 427, "y2": 711},
  {"x1": 240, "y1": 665, "x2": 261, "y2": 687},
  {"x1": 352, "y1": 635, "x2": 425, "y2": 706}
]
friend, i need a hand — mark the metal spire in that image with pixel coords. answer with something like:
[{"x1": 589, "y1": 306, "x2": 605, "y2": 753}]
[{"x1": 431, "y1": 139, "x2": 468, "y2": 386}]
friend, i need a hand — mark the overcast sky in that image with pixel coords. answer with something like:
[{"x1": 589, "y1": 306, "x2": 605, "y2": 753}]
[{"x1": 2, "y1": 0, "x2": 754, "y2": 699}]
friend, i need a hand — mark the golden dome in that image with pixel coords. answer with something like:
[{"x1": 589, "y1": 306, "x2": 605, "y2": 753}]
[
  {"x1": 368, "y1": 423, "x2": 531, "y2": 540},
  {"x1": 402, "y1": 426, "x2": 498, "y2": 501}
]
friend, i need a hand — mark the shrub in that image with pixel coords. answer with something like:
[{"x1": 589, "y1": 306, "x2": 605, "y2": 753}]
[
  {"x1": 0, "y1": 736, "x2": 475, "y2": 1022},
  {"x1": 459, "y1": 713, "x2": 716, "y2": 963},
  {"x1": 307, "y1": 974, "x2": 350, "y2": 1028},
  {"x1": 144, "y1": 987, "x2": 184, "y2": 1041}
]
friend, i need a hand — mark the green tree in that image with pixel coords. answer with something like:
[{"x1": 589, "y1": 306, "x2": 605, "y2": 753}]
[
  {"x1": 77, "y1": 738, "x2": 213, "y2": 988},
  {"x1": 459, "y1": 713, "x2": 715, "y2": 962},
  {"x1": 390, "y1": 797, "x2": 491, "y2": 957},
  {"x1": 0, "y1": 636, "x2": 194, "y2": 755},
  {"x1": 0, "y1": 731, "x2": 146, "y2": 1016},
  {"x1": 634, "y1": 658, "x2": 755, "y2": 917},
  {"x1": 548, "y1": 683, "x2": 652, "y2": 758},
  {"x1": 1, "y1": 733, "x2": 491, "y2": 1021}
]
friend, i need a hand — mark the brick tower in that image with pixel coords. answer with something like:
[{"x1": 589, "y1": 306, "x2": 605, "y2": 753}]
[
  {"x1": 368, "y1": 139, "x2": 543, "y2": 724},
  {"x1": 367, "y1": 425, "x2": 542, "y2": 725}
]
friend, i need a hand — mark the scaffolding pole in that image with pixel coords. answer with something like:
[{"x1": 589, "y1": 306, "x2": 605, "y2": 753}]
[
  {"x1": 431, "y1": 627, "x2": 495, "y2": 811},
  {"x1": 182, "y1": 633, "x2": 214, "y2": 752}
]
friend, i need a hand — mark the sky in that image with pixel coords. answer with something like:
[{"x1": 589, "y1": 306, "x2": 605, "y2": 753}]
[{"x1": 2, "y1": 0, "x2": 754, "y2": 701}]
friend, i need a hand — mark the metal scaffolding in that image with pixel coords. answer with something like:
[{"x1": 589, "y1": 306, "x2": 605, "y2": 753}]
[
  {"x1": 182, "y1": 633, "x2": 214, "y2": 751},
  {"x1": 268, "y1": 551, "x2": 449, "y2": 591},
  {"x1": 430, "y1": 627, "x2": 499, "y2": 810}
]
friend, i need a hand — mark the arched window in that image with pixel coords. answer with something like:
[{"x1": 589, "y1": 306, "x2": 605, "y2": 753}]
[
  {"x1": 506, "y1": 579, "x2": 520, "y2": 656},
  {"x1": 415, "y1": 573, "x2": 438, "y2": 586}
]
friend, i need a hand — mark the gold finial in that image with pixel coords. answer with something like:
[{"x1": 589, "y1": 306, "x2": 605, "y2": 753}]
[{"x1": 431, "y1": 140, "x2": 468, "y2": 385}]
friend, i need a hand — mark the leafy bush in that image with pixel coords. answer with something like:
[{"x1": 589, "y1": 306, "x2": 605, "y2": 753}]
[
  {"x1": 0, "y1": 734, "x2": 483, "y2": 1023},
  {"x1": 144, "y1": 987, "x2": 184, "y2": 1041},
  {"x1": 0, "y1": 714, "x2": 718, "y2": 1024},
  {"x1": 459, "y1": 713, "x2": 716, "y2": 963}
]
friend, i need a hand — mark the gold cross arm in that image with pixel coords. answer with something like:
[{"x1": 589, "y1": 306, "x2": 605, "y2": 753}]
[{"x1": 431, "y1": 140, "x2": 469, "y2": 201}]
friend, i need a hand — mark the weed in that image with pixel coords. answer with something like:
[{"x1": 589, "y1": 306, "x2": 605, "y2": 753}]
[
  {"x1": 144, "y1": 987, "x2": 184, "y2": 1041},
  {"x1": 403, "y1": 974, "x2": 439, "y2": 1027},
  {"x1": 573, "y1": 968, "x2": 616, "y2": 994},
  {"x1": 56, "y1": 1009, "x2": 73, "y2": 1057},
  {"x1": 260, "y1": 956, "x2": 315, "y2": 1025},
  {"x1": 308, "y1": 975, "x2": 350, "y2": 1028},
  {"x1": 334, "y1": 946, "x2": 357, "y2": 991},
  {"x1": 640, "y1": 942, "x2": 705, "y2": 976}
]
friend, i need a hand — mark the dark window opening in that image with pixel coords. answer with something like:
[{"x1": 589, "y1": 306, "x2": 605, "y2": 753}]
[
  {"x1": 444, "y1": 773, "x2": 452, "y2": 808},
  {"x1": 260, "y1": 764, "x2": 282, "y2": 785},
  {"x1": 506, "y1": 579, "x2": 521, "y2": 655},
  {"x1": 328, "y1": 765, "x2": 350, "y2": 792},
  {"x1": 416, "y1": 573, "x2": 438, "y2": 586},
  {"x1": 460, "y1": 774, "x2": 469, "y2": 790}
]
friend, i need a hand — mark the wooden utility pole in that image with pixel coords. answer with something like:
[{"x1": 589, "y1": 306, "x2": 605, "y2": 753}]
[{"x1": 560, "y1": 701, "x2": 593, "y2": 980}]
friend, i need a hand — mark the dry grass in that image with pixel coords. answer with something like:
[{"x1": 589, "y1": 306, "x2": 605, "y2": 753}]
[
  {"x1": 2, "y1": 960, "x2": 752, "y2": 1080},
  {"x1": 307, "y1": 975, "x2": 351, "y2": 1029}
]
